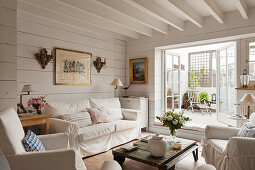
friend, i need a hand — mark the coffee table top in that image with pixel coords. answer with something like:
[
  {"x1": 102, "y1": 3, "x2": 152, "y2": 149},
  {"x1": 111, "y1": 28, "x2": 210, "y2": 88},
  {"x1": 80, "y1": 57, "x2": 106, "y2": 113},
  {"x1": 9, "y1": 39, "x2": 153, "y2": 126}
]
[{"x1": 112, "y1": 136, "x2": 197, "y2": 167}]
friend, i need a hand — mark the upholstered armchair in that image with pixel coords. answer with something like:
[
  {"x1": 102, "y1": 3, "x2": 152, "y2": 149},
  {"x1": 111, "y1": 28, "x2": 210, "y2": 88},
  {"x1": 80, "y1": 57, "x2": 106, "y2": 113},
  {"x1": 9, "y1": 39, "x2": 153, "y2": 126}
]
[
  {"x1": 202, "y1": 114, "x2": 255, "y2": 170},
  {"x1": 0, "y1": 108, "x2": 87, "y2": 170}
]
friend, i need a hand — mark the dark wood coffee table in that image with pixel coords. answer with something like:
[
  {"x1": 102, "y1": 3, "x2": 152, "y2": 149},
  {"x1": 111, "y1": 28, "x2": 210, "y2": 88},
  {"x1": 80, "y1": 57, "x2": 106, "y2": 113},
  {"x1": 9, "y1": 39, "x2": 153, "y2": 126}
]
[{"x1": 112, "y1": 136, "x2": 198, "y2": 170}]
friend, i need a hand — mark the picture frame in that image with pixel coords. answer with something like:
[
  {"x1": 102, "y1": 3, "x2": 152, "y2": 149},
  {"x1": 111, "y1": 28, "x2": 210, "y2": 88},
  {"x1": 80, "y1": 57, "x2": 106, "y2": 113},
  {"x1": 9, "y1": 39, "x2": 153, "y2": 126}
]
[
  {"x1": 55, "y1": 48, "x2": 92, "y2": 85},
  {"x1": 17, "y1": 103, "x2": 27, "y2": 114},
  {"x1": 129, "y1": 58, "x2": 148, "y2": 84}
]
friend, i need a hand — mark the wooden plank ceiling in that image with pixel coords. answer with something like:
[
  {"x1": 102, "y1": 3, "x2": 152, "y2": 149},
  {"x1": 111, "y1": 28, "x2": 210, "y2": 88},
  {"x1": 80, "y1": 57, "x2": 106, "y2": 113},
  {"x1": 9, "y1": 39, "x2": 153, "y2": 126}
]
[{"x1": 18, "y1": 0, "x2": 255, "y2": 39}]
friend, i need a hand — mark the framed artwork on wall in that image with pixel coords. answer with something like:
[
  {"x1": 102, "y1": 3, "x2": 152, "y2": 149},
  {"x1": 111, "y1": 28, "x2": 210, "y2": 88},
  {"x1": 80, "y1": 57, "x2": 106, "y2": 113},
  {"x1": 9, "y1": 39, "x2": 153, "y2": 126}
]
[
  {"x1": 129, "y1": 58, "x2": 148, "y2": 84},
  {"x1": 55, "y1": 48, "x2": 92, "y2": 85}
]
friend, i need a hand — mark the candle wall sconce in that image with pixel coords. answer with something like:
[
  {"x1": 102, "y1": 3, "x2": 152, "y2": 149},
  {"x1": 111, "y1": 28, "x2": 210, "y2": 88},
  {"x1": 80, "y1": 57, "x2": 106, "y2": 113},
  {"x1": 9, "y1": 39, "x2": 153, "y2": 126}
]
[
  {"x1": 35, "y1": 48, "x2": 54, "y2": 69},
  {"x1": 93, "y1": 57, "x2": 106, "y2": 73}
]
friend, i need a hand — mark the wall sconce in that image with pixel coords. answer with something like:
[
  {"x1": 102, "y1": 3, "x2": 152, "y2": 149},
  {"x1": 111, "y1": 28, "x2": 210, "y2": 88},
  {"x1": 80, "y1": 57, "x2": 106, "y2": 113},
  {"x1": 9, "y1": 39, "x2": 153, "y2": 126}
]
[
  {"x1": 93, "y1": 57, "x2": 106, "y2": 73},
  {"x1": 35, "y1": 48, "x2": 53, "y2": 69}
]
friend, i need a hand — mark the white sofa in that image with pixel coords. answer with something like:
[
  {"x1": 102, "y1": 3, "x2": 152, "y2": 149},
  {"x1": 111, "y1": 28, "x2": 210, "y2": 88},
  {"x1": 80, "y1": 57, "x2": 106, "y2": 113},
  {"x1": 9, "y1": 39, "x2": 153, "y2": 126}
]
[
  {"x1": 45, "y1": 98, "x2": 141, "y2": 157},
  {"x1": 202, "y1": 113, "x2": 255, "y2": 170}
]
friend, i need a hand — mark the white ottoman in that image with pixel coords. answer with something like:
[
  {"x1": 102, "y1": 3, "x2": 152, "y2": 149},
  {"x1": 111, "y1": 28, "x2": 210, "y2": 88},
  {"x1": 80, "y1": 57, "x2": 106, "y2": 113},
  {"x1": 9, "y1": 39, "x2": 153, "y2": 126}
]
[
  {"x1": 197, "y1": 164, "x2": 216, "y2": 170},
  {"x1": 101, "y1": 160, "x2": 122, "y2": 170}
]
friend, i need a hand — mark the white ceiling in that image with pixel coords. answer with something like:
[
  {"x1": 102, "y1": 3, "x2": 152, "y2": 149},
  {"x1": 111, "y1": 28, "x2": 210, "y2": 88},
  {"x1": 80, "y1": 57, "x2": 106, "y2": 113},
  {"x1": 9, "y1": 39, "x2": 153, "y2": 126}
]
[{"x1": 18, "y1": 0, "x2": 255, "y2": 39}]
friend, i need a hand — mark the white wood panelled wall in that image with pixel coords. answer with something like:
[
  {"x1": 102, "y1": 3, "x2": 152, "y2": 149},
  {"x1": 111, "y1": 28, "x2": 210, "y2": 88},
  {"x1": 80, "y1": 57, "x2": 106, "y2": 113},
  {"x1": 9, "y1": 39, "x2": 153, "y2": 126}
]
[
  {"x1": 17, "y1": 11, "x2": 126, "y2": 104},
  {"x1": 0, "y1": 0, "x2": 17, "y2": 110},
  {"x1": 125, "y1": 7, "x2": 255, "y2": 134}
]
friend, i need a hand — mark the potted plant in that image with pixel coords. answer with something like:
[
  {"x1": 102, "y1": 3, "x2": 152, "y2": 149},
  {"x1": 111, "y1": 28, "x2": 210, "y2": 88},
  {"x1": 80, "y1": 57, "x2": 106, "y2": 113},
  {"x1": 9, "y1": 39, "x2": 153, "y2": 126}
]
[
  {"x1": 199, "y1": 91, "x2": 209, "y2": 103},
  {"x1": 183, "y1": 91, "x2": 189, "y2": 109}
]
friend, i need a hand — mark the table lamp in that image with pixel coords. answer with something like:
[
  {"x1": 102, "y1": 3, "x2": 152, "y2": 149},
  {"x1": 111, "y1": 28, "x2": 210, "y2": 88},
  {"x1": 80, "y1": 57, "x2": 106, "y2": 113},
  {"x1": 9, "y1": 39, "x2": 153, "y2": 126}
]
[
  {"x1": 19, "y1": 85, "x2": 35, "y2": 112},
  {"x1": 240, "y1": 93, "x2": 255, "y2": 118},
  {"x1": 111, "y1": 78, "x2": 123, "y2": 97}
]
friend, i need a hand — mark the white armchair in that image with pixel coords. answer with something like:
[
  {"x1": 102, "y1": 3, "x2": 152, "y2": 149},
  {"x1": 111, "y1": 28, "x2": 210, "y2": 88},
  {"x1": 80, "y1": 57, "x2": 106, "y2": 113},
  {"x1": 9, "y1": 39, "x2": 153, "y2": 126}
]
[
  {"x1": 0, "y1": 108, "x2": 86, "y2": 170},
  {"x1": 202, "y1": 114, "x2": 255, "y2": 170}
]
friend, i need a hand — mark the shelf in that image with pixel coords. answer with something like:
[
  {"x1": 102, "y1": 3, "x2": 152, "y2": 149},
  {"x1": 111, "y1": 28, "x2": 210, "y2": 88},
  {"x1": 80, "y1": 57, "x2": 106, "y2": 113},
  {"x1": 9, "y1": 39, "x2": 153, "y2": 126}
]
[{"x1": 235, "y1": 87, "x2": 255, "y2": 90}]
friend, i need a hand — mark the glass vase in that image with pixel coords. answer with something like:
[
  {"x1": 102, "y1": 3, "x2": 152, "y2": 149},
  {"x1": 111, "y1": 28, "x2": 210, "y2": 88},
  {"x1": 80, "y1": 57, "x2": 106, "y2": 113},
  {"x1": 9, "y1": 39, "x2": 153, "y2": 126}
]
[
  {"x1": 169, "y1": 128, "x2": 177, "y2": 143},
  {"x1": 36, "y1": 109, "x2": 42, "y2": 115}
]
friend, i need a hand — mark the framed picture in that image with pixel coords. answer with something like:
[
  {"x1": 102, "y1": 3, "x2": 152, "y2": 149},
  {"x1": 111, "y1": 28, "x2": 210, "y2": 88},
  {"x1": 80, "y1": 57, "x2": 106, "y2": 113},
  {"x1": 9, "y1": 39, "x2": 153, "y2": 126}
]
[
  {"x1": 129, "y1": 58, "x2": 148, "y2": 84},
  {"x1": 55, "y1": 48, "x2": 92, "y2": 85},
  {"x1": 17, "y1": 103, "x2": 27, "y2": 114}
]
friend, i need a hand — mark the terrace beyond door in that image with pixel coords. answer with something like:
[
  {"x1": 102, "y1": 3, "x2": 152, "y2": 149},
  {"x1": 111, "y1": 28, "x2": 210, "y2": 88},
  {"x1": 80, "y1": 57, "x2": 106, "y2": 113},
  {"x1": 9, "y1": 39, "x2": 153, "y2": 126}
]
[{"x1": 216, "y1": 43, "x2": 236, "y2": 126}]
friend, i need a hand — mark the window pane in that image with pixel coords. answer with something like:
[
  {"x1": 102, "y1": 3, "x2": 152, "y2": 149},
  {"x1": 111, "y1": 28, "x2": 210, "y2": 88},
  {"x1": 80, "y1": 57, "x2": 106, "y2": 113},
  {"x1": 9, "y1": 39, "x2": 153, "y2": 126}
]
[{"x1": 249, "y1": 42, "x2": 255, "y2": 81}]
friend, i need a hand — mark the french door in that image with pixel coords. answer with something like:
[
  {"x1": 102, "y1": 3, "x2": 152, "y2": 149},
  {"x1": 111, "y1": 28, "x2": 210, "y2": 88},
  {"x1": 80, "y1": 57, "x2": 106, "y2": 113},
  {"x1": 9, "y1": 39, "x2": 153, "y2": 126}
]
[{"x1": 216, "y1": 42, "x2": 237, "y2": 126}]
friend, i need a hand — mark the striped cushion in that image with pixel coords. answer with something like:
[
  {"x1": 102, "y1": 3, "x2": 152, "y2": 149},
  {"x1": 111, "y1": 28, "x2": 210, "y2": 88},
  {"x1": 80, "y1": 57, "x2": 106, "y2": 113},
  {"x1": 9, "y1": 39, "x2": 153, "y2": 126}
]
[
  {"x1": 23, "y1": 130, "x2": 45, "y2": 152},
  {"x1": 59, "y1": 112, "x2": 92, "y2": 128},
  {"x1": 238, "y1": 122, "x2": 255, "y2": 138}
]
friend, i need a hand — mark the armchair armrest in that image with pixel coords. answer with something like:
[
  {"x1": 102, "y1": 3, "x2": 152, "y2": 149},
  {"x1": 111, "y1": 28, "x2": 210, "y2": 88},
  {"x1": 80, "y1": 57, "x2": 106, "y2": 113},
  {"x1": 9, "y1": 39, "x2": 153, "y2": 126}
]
[
  {"x1": 8, "y1": 149, "x2": 86, "y2": 170},
  {"x1": 38, "y1": 133, "x2": 69, "y2": 150},
  {"x1": 205, "y1": 125, "x2": 239, "y2": 140},
  {"x1": 121, "y1": 108, "x2": 141, "y2": 121},
  {"x1": 225, "y1": 137, "x2": 255, "y2": 157}
]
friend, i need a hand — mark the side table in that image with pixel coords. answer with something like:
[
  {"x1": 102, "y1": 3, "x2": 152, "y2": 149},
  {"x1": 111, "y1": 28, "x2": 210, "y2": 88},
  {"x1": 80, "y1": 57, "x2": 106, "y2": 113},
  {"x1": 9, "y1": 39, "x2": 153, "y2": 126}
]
[{"x1": 19, "y1": 114, "x2": 50, "y2": 134}]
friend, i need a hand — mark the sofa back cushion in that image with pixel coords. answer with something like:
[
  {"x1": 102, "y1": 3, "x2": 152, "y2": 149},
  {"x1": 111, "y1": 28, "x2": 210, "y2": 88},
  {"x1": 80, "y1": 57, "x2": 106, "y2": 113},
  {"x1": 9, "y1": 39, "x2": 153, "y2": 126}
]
[
  {"x1": 87, "y1": 107, "x2": 110, "y2": 124},
  {"x1": 89, "y1": 98, "x2": 123, "y2": 120},
  {"x1": 249, "y1": 112, "x2": 255, "y2": 124},
  {"x1": 45, "y1": 99, "x2": 90, "y2": 117},
  {"x1": 59, "y1": 111, "x2": 92, "y2": 128},
  {"x1": 238, "y1": 122, "x2": 255, "y2": 138}
]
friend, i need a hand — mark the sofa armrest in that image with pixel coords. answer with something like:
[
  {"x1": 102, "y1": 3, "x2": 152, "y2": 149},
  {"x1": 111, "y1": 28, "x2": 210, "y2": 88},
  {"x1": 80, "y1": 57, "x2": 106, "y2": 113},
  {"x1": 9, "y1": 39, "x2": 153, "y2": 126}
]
[
  {"x1": 225, "y1": 137, "x2": 255, "y2": 156},
  {"x1": 8, "y1": 149, "x2": 86, "y2": 170},
  {"x1": 121, "y1": 108, "x2": 141, "y2": 121},
  {"x1": 38, "y1": 133, "x2": 69, "y2": 150},
  {"x1": 205, "y1": 125, "x2": 239, "y2": 140},
  {"x1": 49, "y1": 118, "x2": 78, "y2": 134}
]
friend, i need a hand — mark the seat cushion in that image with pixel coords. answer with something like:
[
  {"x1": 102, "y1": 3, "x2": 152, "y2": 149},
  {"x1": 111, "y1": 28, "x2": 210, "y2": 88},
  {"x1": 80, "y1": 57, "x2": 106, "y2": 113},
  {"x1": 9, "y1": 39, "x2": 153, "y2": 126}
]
[
  {"x1": 89, "y1": 98, "x2": 123, "y2": 120},
  {"x1": 113, "y1": 120, "x2": 138, "y2": 131},
  {"x1": 207, "y1": 139, "x2": 228, "y2": 153},
  {"x1": 78, "y1": 122, "x2": 115, "y2": 142},
  {"x1": 59, "y1": 111, "x2": 92, "y2": 128},
  {"x1": 23, "y1": 130, "x2": 45, "y2": 152},
  {"x1": 45, "y1": 99, "x2": 90, "y2": 117}
]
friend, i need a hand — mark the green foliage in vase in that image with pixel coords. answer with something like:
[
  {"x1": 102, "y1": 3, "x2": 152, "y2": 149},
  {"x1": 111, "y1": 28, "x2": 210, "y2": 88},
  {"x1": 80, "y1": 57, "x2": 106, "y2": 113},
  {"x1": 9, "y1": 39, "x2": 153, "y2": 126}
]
[{"x1": 156, "y1": 109, "x2": 191, "y2": 136}]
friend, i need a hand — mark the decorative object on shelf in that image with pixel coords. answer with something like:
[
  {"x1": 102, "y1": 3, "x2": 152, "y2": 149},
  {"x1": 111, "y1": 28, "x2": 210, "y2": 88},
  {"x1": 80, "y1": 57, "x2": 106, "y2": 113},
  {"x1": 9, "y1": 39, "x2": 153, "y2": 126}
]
[
  {"x1": 211, "y1": 93, "x2": 216, "y2": 102},
  {"x1": 240, "y1": 69, "x2": 249, "y2": 88},
  {"x1": 18, "y1": 84, "x2": 35, "y2": 114},
  {"x1": 156, "y1": 109, "x2": 191, "y2": 141},
  {"x1": 148, "y1": 133, "x2": 167, "y2": 157},
  {"x1": 240, "y1": 93, "x2": 255, "y2": 118},
  {"x1": 122, "y1": 84, "x2": 132, "y2": 98},
  {"x1": 129, "y1": 58, "x2": 148, "y2": 84},
  {"x1": 111, "y1": 78, "x2": 123, "y2": 97},
  {"x1": 27, "y1": 96, "x2": 48, "y2": 114},
  {"x1": 35, "y1": 48, "x2": 53, "y2": 69},
  {"x1": 93, "y1": 57, "x2": 106, "y2": 73},
  {"x1": 55, "y1": 48, "x2": 92, "y2": 85}
]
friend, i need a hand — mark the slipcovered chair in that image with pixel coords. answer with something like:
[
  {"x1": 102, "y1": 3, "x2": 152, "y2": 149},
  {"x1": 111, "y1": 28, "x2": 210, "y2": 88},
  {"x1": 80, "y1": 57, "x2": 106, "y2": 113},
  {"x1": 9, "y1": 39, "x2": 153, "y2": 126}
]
[
  {"x1": 0, "y1": 107, "x2": 87, "y2": 170},
  {"x1": 202, "y1": 113, "x2": 255, "y2": 170}
]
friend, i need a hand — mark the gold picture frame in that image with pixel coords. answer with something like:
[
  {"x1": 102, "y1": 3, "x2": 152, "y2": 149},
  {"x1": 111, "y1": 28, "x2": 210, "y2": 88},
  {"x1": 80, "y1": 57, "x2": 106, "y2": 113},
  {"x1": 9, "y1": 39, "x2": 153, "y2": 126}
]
[
  {"x1": 129, "y1": 58, "x2": 148, "y2": 84},
  {"x1": 55, "y1": 48, "x2": 92, "y2": 85}
]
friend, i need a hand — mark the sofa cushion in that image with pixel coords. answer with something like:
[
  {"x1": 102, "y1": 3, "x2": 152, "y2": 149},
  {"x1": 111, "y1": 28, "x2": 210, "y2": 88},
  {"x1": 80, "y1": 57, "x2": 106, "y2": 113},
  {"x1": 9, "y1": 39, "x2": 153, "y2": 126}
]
[
  {"x1": 59, "y1": 111, "x2": 92, "y2": 128},
  {"x1": 78, "y1": 122, "x2": 115, "y2": 142},
  {"x1": 249, "y1": 113, "x2": 255, "y2": 124},
  {"x1": 89, "y1": 98, "x2": 123, "y2": 120},
  {"x1": 45, "y1": 99, "x2": 90, "y2": 117},
  {"x1": 87, "y1": 107, "x2": 110, "y2": 124},
  {"x1": 238, "y1": 122, "x2": 255, "y2": 137},
  {"x1": 207, "y1": 139, "x2": 228, "y2": 153},
  {"x1": 113, "y1": 120, "x2": 138, "y2": 131},
  {"x1": 23, "y1": 130, "x2": 45, "y2": 152}
]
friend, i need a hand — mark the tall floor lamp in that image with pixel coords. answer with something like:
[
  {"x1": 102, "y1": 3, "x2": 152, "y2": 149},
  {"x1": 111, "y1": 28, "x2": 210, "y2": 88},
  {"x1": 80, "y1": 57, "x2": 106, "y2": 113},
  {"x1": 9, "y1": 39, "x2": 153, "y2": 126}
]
[
  {"x1": 111, "y1": 78, "x2": 123, "y2": 97},
  {"x1": 240, "y1": 93, "x2": 255, "y2": 118}
]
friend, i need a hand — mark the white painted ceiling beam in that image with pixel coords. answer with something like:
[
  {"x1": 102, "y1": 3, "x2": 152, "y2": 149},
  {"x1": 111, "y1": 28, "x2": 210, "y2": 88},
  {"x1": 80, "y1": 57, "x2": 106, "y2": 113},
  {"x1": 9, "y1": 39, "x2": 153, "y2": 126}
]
[
  {"x1": 57, "y1": 0, "x2": 152, "y2": 36},
  {"x1": 96, "y1": 0, "x2": 168, "y2": 34},
  {"x1": 167, "y1": 0, "x2": 203, "y2": 27},
  {"x1": 18, "y1": 0, "x2": 140, "y2": 39},
  {"x1": 235, "y1": 0, "x2": 248, "y2": 19},
  {"x1": 201, "y1": 0, "x2": 224, "y2": 24},
  {"x1": 127, "y1": 0, "x2": 184, "y2": 31}
]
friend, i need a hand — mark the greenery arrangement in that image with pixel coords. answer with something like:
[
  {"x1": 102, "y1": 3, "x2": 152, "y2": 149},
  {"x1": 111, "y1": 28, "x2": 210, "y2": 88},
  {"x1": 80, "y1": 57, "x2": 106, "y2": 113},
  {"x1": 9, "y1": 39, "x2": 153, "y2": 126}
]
[
  {"x1": 156, "y1": 109, "x2": 191, "y2": 138},
  {"x1": 27, "y1": 96, "x2": 48, "y2": 114},
  {"x1": 199, "y1": 91, "x2": 209, "y2": 103}
]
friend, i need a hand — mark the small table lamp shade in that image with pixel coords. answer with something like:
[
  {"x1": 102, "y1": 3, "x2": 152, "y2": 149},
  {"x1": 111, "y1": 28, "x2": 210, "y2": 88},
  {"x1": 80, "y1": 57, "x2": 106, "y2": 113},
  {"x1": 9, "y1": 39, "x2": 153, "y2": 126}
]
[
  {"x1": 111, "y1": 79, "x2": 123, "y2": 88},
  {"x1": 240, "y1": 93, "x2": 255, "y2": 103},
  {"x1": 21, "y1": 84, "x2": 35, "y2": 94}
]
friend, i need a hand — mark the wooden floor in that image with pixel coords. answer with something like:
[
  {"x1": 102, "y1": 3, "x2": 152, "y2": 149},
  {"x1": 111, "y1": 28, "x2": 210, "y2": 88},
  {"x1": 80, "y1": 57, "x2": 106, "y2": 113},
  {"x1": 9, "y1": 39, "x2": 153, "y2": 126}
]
[{"x1": 83, "y1": 136, "x2": 206, "y2": 170}]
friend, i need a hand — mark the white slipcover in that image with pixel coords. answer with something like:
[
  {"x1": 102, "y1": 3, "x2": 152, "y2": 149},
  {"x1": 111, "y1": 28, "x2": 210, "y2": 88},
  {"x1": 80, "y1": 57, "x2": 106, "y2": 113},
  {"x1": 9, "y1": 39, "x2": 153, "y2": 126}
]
[
  {"x1": 0, "y1": 108, "x2": 86, "y2": 170},
  {"x1": 202, "y1": 114, "x2": 255, "y2": 170},
  {"x1": 48, "y1": 98, "x2": 141, "y2": 157}
]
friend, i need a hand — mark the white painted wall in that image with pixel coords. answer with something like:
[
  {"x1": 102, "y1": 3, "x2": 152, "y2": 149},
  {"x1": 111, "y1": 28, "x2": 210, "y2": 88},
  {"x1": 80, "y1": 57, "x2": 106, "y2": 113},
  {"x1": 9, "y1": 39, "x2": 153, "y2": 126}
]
[{"x1": 126, "y1": 8, "x2": 255, "y2": 136}]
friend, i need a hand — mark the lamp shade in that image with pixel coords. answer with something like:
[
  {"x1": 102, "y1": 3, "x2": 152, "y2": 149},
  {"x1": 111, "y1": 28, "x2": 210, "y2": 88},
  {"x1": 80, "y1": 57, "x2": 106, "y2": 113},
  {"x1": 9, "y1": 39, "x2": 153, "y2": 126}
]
[
  {"x1": 240, "y1": 93, "x2": 255, "y2": 103},
  {"x1": 21, "y1": 84, "x2": 35, "y2": 93},
  {"x1": 111, "y1": 78, "x2": 123, "y2": 87}
]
